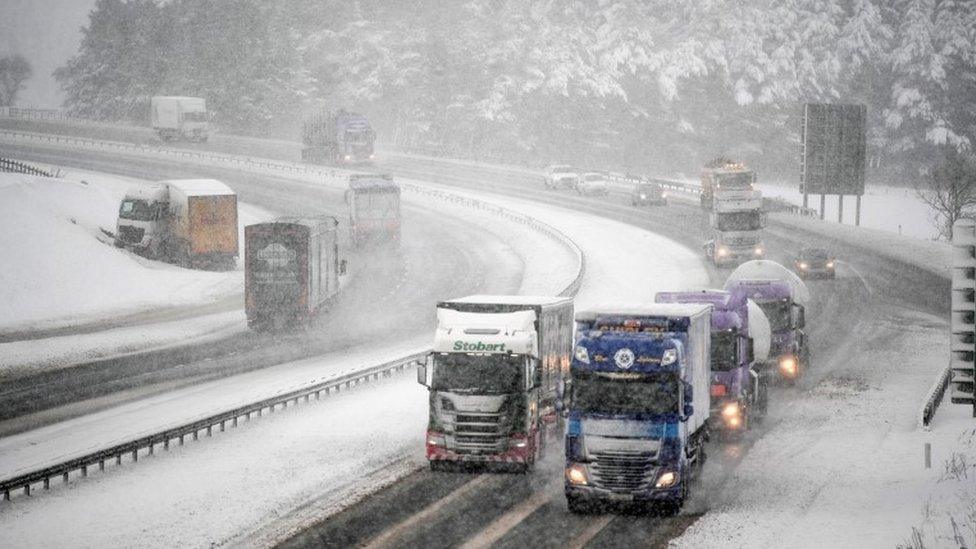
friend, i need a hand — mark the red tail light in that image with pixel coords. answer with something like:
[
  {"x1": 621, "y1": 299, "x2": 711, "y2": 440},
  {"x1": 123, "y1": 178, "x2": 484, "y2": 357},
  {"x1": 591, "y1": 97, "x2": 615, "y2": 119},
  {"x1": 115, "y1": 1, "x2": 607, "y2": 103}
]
[{"x1": 711, "y1": 384, "x2": 727, "y2": 397}]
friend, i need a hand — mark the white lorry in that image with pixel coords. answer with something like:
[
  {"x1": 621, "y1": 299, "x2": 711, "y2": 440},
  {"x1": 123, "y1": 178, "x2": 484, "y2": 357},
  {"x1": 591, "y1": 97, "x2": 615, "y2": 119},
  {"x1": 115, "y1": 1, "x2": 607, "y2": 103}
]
[
  {"x1": 115, "y1": 179, "x2": 238, "y2": 270},
  {"x1": 151, "y1": 96, "x2": 209, "y2": 142}
]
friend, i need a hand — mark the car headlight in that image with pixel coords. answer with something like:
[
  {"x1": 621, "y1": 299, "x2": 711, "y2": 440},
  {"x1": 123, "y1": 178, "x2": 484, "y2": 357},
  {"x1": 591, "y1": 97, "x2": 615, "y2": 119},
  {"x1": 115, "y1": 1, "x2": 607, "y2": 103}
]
[
  {"x1": 799, "y1": 262, "x2": 808, "y2": 270},
  {"x1": 661, "y1": 192, "x2": 668, "y2": 198},
  {"x1": 655, "y1": 470, "x2": 679, "y2": 488},
  {"x1": 779, "y1": 356, "x2": 798, "y2": 378},
  {"x1": 661, "y1": 348, "x2": 678, "y2": 365},
  {"x1": 640, "y1": 194, "x2": 647, "y2": 199},
  {"x1": 717, "y1": 247, "x2": 729, "y2": 257},
  {"x1": 826, "y1": 261, "x2": 835, "y2": 269},
  {"x1": 754, "y1": 247, "x2": 764, "y2": 256},
  {"x1": 574, "y1": 345, "x2": 590, "y2": 364},
  {"x1": 566, "y1": 463, "x2": 588, "y2": 486}
]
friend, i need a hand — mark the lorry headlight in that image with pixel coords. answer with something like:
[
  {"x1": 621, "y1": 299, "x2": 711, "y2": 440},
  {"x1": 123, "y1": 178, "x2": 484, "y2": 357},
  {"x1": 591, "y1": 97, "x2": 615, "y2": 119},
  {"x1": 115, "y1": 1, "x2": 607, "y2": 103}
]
[
  {"x1": 344, "y1": 154, "x2": 352, "y2": 161},
  {"x1": 826, "y1": 261, "x2": 835, "y2": 269},
  {"x1": 779, "y1": 356, "x2": 798, "y2": 378},
  {"x1": 426, "y1": 432, "x2": 446, "y2": 447},
  {"x1": 754, "y1": 247, "x2": 764, "y2": 256},
  {"x1": 640, "y1": 194, "x2": 647, "y2": 199},
  {"x1": 655, "y1": 470, "x2": 679, "y2": 488},
  {"x1": 717, "y1": 247, "x2": 729, "y2": 257},
  {"x1": 566, "y1": 463, "x2": 588, "y2": 486},
  {"x1": 799, "y1": 262, "x2": 808, "y2": 270},
  {"x1": 661, "y1": 192, "x2": 668, "y2": 198},
  {"x1": 509, "y1": 433, "x2": 529, "y2": 448},
  {"x1": 574, "y1": 345, "x2": 590, "y2": 364},
  {"x1": 661, "y1": 348, "x2": 678, "y2": 366},
  {"x1": 721, "y1": 401, "x2": 740, "y2": 418}
]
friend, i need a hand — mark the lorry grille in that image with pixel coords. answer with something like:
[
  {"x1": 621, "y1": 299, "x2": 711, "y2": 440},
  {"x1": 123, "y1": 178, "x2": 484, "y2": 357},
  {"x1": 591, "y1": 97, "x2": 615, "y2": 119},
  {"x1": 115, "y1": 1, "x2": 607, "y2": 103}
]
[
  {"x1": 591, "y1": 451, "x2": 656, "y2": 492},
  {"x1": 117, "y1": 225, "x2": 145, "y2": 244},
  {"x1": 725, "y1": 236, "x2": 757, "y2": 246},
  {"x1": 453, "y1": 412, "x2": 506, "y2": 454}
]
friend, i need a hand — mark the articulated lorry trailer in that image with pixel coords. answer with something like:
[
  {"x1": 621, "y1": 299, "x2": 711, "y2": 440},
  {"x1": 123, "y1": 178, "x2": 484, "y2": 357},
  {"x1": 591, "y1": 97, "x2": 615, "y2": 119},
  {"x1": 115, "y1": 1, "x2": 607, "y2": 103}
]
[
  {"x1": 417, "y1": 296, "x2": 574, "y2": 472},
  {"x1": 302, "y1": 110, "x2": 375, "y2": 165},
  {"x1": 656, "y1": 290, "x2": 771, "y2": 435},
  {"x1": 115, "y1": 179, "x2": 238, "y2": 270},
  {"x1": 244, "y1": 217, "x2": 344, "y2": 331},
  {"x1": 346, "y1": 174, "x2": 401, "y2": 247},
  {"x1": 725, "y1": 260, "x2": 811, "y2": 383},
  {"x1": 562, "y1": 304, "x2": 711, "y2": 514}
]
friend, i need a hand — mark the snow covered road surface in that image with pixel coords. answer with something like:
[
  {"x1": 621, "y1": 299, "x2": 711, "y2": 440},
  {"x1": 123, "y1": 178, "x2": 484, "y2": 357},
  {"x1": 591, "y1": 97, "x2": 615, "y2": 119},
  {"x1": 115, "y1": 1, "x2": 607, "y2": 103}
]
[{"x1": 0, "y1": 182, "x2": 708, "y2": 549}]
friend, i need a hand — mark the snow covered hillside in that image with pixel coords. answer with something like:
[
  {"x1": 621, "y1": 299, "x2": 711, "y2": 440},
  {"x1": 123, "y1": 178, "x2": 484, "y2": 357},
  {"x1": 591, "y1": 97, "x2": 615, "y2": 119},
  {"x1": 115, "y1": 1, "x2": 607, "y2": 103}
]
[{"x1": 0, "y1": 170, "x2": 269, "y2": 336}]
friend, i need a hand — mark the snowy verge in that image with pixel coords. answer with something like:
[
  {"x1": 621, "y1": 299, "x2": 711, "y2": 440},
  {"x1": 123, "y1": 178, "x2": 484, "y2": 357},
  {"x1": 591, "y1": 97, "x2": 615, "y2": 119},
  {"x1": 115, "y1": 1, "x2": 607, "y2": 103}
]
[{"x1": 674, "y1": 305, "x2": 950, "y2": 548}]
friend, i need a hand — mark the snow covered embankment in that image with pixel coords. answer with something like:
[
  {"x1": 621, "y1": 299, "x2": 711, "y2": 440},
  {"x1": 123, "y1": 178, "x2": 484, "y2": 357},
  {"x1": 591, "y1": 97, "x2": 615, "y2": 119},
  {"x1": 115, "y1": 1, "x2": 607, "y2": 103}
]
[{"x1": 0, "y1": 169, "x2": 272, "y2": 375}]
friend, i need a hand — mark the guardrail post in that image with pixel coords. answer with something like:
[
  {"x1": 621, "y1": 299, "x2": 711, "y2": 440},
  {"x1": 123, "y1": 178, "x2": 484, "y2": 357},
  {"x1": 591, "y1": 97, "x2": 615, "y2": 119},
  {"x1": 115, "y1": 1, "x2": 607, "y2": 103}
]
[
  {"x1": 81, "y1": 466, "x2": 88, "y2": 478},
  {"x1": 179, "y1": 435, "x2": 184, "y2": 446},
  {"x1": 4, "y1": 489, "x2": 9, "y2": 501},
  {"x1": 164, "y1": 439, "x2": 170, "y2": 450},
  {"x1": 116, "y1": 454, "x2": 122, "y2": 466},
  {"x1": 220, "y1": 421, "x2": 226, "y2": 432},
  {"x1": 207, "y1": 426, "x2": 213, "y2": 437},
  {"x1": 23, "y1": 485, "x2": 30, "y2": 497},
  {"x1": 148, "y1": 443, "x2": 154, "y2": 456},
  {"x1": 193, "y1": 431, "x2": 199, "y2": 441},
  {"x1": 43, "y1": 478, "x2": 50, "y2": 490},
  {"x1": 99, "y1": 460, "x2": 105, "y2": 471},
  {"x1": 132, "y1": 450, "x2": 138, "y2": 462}
]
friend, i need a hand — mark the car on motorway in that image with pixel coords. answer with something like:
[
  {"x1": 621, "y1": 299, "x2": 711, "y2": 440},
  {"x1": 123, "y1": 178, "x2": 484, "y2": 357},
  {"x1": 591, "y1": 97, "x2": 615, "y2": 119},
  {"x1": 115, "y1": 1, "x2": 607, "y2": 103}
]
[
  {"x1": 794, "y1": 247, "x2": 836, "y2": 279},
  {"x1": 577, "y1": 172, "x2": 610, "y2": 196},
  {"x1": 630, "y1": 180, "x2": 668, "y2": 207},
  {"x1": 543, "y1": 164, "x2": 580, "y2": 190}
]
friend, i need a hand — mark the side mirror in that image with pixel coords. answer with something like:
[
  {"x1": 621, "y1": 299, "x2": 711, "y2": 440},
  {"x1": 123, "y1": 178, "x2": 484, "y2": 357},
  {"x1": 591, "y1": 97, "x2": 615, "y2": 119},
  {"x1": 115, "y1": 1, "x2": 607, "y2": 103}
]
[
  {"x1": 417, "y1": 355, "x2": 433, "y2": 387},
  {"x1": 682, "y1": 402, "x2": 694, "y2": 420},
  {"x1": 744, "y1": 337, "x2": 755, "y2": 363},
  {"x1": 681, "y1": 381, "x2": 694, "y2": 420},
  {"x1": 793, "y1": 304, "x2": 806, "y2": 329},
  {"x1": 339, "y1": 259, "x2": 348, "y2": 275}
]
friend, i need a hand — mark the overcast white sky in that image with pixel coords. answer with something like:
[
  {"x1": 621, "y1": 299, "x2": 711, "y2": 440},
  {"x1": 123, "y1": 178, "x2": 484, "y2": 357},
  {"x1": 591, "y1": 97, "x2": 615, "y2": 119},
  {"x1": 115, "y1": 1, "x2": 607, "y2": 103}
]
[{"x1": 0, "y1": 0, "x2": 95, "y2": 108}]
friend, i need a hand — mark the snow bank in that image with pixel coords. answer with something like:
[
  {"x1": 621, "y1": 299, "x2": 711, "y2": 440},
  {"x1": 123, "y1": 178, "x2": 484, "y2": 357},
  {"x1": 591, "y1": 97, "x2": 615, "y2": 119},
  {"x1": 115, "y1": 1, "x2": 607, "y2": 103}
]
[{"x1": 0, "y1": 170, "x2": 270, "y2": 335}]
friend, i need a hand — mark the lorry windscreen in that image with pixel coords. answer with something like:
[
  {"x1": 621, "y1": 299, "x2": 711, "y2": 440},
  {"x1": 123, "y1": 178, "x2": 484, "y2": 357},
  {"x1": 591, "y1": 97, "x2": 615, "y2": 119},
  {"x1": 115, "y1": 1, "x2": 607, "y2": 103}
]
[
  {"x1": 432, "y1": 354, "x2": 523, "y2": 395},
  {"x1": 119, "y1": 200, "x2": 156, "y2": 221},
  {"x1": 572, "y1": 372, "x2": 678, "y2": 416},
  {"x1": 755, "y1": 299, "x2": 791, "y2": 331},
  {"x1": 183, "y1": 112, "x2": 207, "y2": 122},
  {"x1": 715, "y1": 172, "x2": 752, "y2": 189},
  {"x1": 715, "y1": 211, "x2": 763, "y2": 231},
  {"x1": 712, "y1": 331, "x2": 737, "y2": 371}
]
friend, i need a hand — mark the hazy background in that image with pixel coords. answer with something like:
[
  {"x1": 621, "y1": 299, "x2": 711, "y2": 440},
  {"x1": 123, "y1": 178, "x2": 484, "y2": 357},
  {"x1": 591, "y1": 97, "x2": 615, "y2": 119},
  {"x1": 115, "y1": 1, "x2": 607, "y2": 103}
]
[{"x1": 0, "y1": 0, "x2": 94, "y2": 108}]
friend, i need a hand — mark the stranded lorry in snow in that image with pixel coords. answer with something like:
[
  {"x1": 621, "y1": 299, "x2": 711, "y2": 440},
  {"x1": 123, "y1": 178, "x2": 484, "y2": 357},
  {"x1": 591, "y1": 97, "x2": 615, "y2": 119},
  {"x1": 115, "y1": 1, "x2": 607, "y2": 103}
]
[
  {"x1": 115, "y1": 179, "x2": 238, "y2": 270},
  {"x1": 150, "y1": 96, "x2": 209, "y2": 142},
  {"x1": 244, "y1": 217, "x2": 342, "y2": 330},
  {"x1": 562, "y1": 304, "x2": 711, "y2": 514},
  {"x1": 302, "y1": 110, "x2": 375, "y2": 165},
  {"x1": 417, "y1": 296, "x2": 574, "y2": 472},
  {"x1": 656, "y1": 290, "x2": 771, "y2": 435},
  {"x1": 724, "y1": 260, "x2": 811, "y2": 383},
  {"x1": 346, "y1": 174, "x2": 401, "y2": 246}
]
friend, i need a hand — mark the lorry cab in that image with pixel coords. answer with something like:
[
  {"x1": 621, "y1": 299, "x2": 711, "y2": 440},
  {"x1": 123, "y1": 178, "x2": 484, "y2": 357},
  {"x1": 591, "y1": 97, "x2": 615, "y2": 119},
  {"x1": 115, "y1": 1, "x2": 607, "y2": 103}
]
[
  {"x1": 725, "y1": 261, "x2": 811, "y2": 383},
  {"x1": 418, "y1": 296, "x2": 574, "y2": 473},
  {"x1": 700, "y1": 160, "x2": 755, "y2": 210},
  {"x1": 563, "y1": 304, "x2": 710, "y2": 514},
  {"x1": 114, "y1": 185, "x2": 169, "y2": 256},
  {"x1": 655, "y1": 290, "x2": 771, "y2": 434}
]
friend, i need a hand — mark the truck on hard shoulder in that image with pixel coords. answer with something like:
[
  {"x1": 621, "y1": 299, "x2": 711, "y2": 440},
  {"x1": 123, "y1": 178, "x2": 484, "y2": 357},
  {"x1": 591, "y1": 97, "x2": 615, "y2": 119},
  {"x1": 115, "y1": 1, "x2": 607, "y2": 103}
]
[
  {"x1": 244, "y1": 217, "x2": 344, "y2": 331},
  {"x1": 725, "y1": 260, "x2": 811, "y2": 383},
  {"x1": 417, "y1": 296, "x2": 574, "y2": 473},
  {"x1": 115, "y1": 179, "x2": 238, "y2": 270},
  {"x1": 655, "y1": 290, "x2": 771, "y2": 435},
  {"x1": 302, "y1": 110, "x2": 375, "y2": 165},
  {"x1": 346, "y1": 174, "x2": 401, "y2": 247},
  {"x1": 562, "y1": 304, "x2": 711, "y2": 514},
  {"x1": 151, "y1": 96, "x2": 209, "y2": 142},
  {"x1": 701, "y1": 159, "x2": 766, "y2": 266}
]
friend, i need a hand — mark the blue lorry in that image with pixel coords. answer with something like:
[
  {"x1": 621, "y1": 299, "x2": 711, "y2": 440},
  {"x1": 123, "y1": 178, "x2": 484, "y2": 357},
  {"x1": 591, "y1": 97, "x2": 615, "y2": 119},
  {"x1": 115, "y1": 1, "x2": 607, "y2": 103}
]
[{"x1": 561, "y1": 304, "x2": 711, "y2": 514}]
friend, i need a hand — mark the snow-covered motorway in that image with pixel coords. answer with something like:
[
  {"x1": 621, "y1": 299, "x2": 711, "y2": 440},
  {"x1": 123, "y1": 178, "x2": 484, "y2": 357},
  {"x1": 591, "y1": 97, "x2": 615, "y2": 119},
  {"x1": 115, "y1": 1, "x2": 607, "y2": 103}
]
[{"x1": 0, "y1": 131, "x2": 953, "y2": 547}]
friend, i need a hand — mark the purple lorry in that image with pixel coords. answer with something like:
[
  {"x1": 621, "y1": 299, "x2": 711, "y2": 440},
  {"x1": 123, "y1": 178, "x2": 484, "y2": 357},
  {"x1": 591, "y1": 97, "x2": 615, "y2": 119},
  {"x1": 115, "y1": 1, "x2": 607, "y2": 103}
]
[
  {"x1": 655, "y1": 289, "x2": 771, "y2": 434},
  {"x1": 724, "y1": 260, "x2": 811, "y2": 384}
]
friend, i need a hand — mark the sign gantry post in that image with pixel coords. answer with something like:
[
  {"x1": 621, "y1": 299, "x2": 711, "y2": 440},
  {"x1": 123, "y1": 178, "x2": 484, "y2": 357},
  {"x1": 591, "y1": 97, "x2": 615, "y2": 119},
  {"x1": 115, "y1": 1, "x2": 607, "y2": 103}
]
[{"x1": 800, "y1": 104, "x2": 867, "y2": 224}]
